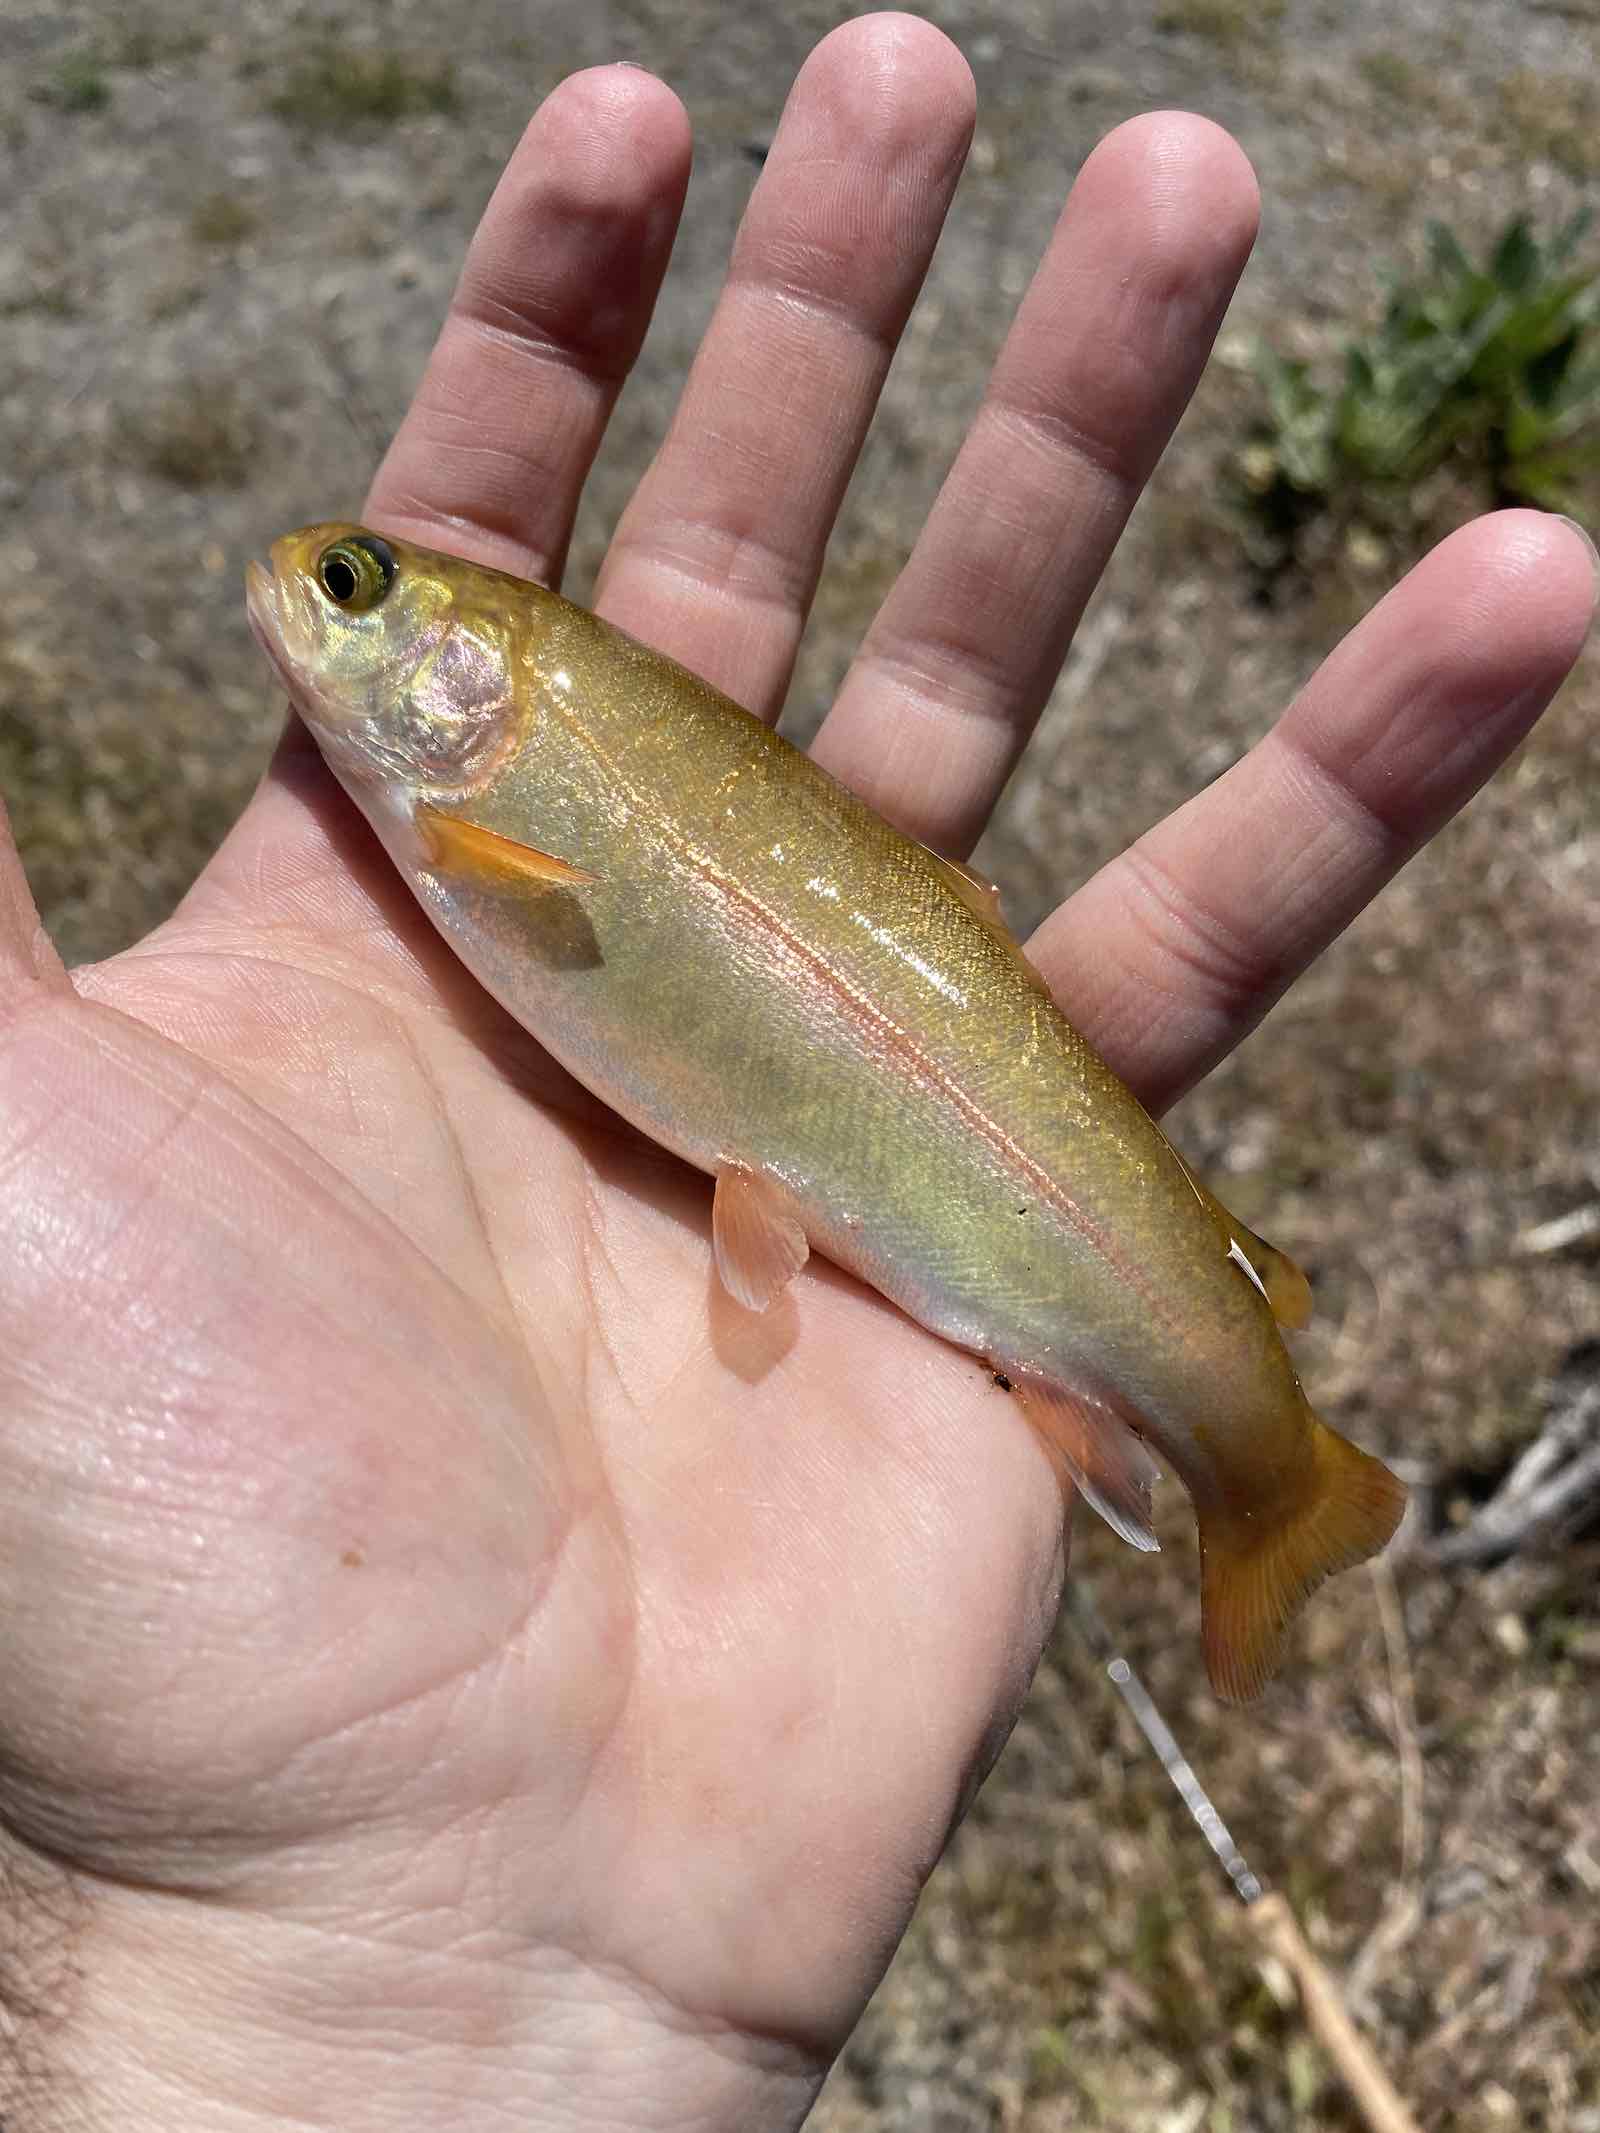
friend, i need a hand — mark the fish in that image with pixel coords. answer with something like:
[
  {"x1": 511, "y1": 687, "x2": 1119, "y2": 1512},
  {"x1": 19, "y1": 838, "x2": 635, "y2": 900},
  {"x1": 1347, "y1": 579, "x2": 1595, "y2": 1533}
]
[{"x1": 245, "y1": 522, "x2": 1406, "y2": 1700}]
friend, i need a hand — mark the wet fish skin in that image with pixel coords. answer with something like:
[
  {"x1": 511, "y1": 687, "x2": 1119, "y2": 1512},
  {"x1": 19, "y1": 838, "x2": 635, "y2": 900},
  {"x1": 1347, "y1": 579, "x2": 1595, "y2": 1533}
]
[{"x1": 246, "y1": 522, "x2": 1406, "y2": 1700}]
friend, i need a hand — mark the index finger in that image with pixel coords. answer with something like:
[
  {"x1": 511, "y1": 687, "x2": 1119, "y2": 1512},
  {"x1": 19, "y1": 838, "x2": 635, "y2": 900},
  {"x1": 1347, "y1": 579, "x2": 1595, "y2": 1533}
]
[{"x1": 365, "y1": 65, "x2": 692, "y2": 587}]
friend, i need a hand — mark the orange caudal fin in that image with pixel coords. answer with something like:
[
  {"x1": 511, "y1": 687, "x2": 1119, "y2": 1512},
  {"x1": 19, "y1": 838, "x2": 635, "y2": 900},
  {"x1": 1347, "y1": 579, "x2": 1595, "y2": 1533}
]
[{"x1": 1198, "y1": 1415, "x2": 1407, "y2": 1703}]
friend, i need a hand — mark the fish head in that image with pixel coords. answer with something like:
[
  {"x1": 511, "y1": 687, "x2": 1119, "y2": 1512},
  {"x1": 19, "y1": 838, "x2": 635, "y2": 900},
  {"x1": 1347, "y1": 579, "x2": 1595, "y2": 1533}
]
[{"x1": 246, "y1": 523, "x2": 523, "y2": 800}]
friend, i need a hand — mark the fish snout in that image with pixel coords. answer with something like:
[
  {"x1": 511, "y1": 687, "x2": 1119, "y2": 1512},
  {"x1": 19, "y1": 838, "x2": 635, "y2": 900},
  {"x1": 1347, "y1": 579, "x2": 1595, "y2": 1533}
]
[
  {"x1": 245, "y1": 553, "x2": 323, "y2": 701},
  {"x1": 244, "y1": 557, "x2": 294, "y2": 681}
]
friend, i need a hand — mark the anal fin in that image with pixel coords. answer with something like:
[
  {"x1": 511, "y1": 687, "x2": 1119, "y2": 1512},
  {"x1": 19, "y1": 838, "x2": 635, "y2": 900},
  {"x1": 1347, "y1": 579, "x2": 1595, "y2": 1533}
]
[
  {"x1": 1000, "y1": 1362, "x2": 1161, "y2": 1552},
  {"x1": 713, "y1": 1165, "x2": 810, "y2": 1312}
]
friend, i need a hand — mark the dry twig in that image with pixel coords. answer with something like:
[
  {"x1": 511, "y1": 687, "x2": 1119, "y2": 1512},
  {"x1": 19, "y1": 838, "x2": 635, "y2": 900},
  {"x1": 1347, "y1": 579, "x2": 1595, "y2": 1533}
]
[
  {"x1": 1346, "y1": 1555, "x2": 1426, "y2": 2013},
  {"x1": 1432, "y1": 1362, "x2": 1600, "y2": 1566}
]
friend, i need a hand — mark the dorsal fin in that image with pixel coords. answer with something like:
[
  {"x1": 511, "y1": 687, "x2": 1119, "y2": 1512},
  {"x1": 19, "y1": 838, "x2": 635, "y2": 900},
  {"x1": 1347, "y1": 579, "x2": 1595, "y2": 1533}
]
[
  {"x1": 921, "y1": 845, "x2": 1053, "y2": 999},
  {"x1": 925, "y1": 848, "x2": 1008, "y2": 928}
]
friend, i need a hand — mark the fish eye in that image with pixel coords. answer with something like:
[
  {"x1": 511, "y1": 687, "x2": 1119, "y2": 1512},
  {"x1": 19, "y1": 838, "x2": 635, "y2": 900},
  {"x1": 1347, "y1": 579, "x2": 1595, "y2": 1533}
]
[{"x1": 316, "y1": 535, "x2": 395, "y2": 612}]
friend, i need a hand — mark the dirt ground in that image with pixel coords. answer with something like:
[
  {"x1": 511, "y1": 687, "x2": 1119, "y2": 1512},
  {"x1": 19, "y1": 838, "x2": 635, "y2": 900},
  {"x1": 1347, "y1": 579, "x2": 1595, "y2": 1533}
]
[{"x1": 5, "y1": 0, "x2": 1599, "y2": 2126}]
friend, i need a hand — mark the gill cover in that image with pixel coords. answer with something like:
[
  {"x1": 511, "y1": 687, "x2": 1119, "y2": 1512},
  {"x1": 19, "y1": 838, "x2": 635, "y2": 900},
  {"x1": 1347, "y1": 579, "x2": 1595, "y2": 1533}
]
[{"x1": 260, "y1": 524, "x2": 522, "y2": 793}]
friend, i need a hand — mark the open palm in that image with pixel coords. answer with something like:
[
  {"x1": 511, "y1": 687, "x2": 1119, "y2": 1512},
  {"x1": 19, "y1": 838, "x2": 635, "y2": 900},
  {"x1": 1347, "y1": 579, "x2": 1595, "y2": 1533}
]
[{"x1": 0, "y1": 21, "x2": 1590, "y2": 2131}]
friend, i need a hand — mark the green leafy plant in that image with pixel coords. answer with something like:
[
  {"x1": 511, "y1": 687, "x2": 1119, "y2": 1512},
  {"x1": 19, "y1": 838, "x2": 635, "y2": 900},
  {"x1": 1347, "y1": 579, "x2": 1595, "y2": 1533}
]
[
  {"x1": 29, "y1": 52, "x2": 111, "y2": 112},
  {"x1": 1240, "y1": 214, "x2": 1600, "y2": 559}
]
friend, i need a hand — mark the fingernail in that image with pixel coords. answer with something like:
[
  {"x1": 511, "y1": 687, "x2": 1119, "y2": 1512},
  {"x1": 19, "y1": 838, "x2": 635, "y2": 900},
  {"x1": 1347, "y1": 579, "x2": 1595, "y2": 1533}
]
[{"x1": 1556, "y1": 513, "x2": 1600, "y2": 595}]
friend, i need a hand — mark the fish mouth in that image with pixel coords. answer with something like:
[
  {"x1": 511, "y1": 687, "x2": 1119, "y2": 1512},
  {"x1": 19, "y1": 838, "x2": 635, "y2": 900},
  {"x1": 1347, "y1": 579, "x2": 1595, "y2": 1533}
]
[{"x1": 245, "y1": 557, "x2": 301, "y2": 696}]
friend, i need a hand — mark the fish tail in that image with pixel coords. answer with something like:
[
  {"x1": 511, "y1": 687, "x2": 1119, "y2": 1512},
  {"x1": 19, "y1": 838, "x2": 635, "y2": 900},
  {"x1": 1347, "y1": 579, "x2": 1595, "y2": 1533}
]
[{"x1": 1197, "y1": 1415, "x2": 1407, "y2": 1704}]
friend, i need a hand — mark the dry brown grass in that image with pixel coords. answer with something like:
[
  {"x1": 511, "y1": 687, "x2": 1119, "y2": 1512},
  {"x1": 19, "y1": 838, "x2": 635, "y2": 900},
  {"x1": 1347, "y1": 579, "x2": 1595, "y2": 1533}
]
[
  {"x1": 113, "y1": 377, "x2": 259, "y2": 488},
  {"x1": 1499, "y1": 66, "x2": 1600, "y2": 180}
]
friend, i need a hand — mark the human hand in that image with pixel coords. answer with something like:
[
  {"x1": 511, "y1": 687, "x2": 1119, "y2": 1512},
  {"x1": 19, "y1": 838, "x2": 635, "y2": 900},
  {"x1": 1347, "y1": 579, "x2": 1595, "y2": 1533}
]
[{"x1": 0, "y1": 17, "x2": 1591, "y2": 2131}]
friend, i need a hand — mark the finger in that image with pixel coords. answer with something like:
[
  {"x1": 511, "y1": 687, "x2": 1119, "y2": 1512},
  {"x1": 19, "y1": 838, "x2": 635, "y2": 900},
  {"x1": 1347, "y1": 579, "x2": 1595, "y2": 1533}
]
[
  {"x1": 593, "y1": 13, "x2": 976, "y2": 716},
  {"x1": 178, "y1": 69, "x2": 688, "y2": 954},
  {"x1": 366, "y1": 65, "x2": 692, "y2": 587},
  {"x1": 0, "y1": 796, "x2": 68, "y2": 1007},
  {"x1": 810, "y1": 113, "x2": 1259, "y2": 854},
  {"x1": 1029, "y1": 511, "x2": 1598, "y2": 1114}
]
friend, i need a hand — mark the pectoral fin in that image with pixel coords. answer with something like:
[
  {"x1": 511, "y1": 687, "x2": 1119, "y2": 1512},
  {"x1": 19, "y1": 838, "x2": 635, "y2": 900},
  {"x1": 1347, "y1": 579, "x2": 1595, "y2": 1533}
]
[
  {"x1": 713, "y1": 1165, "x2": 810, "y2": 1312},
  {"x1": 415, "y1": 803, "x2": 597, "y2": 889},
  {"x1": 1000, "y1": 1363, "x2": 1161, "y2": 1552}
]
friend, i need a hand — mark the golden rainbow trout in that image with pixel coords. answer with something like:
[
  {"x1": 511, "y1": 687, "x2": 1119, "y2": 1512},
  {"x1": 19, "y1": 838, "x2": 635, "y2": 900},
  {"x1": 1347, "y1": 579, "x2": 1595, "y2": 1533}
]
[{"x1": 246, "y1": 523, "x2": 1405, "y2": 1700}]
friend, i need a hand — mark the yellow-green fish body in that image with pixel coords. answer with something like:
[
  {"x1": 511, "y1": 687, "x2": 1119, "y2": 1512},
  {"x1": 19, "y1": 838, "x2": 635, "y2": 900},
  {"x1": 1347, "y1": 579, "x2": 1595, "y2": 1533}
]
[{"x1": 246, "y1": 524, "x2": 1405, "y2": 1698}]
